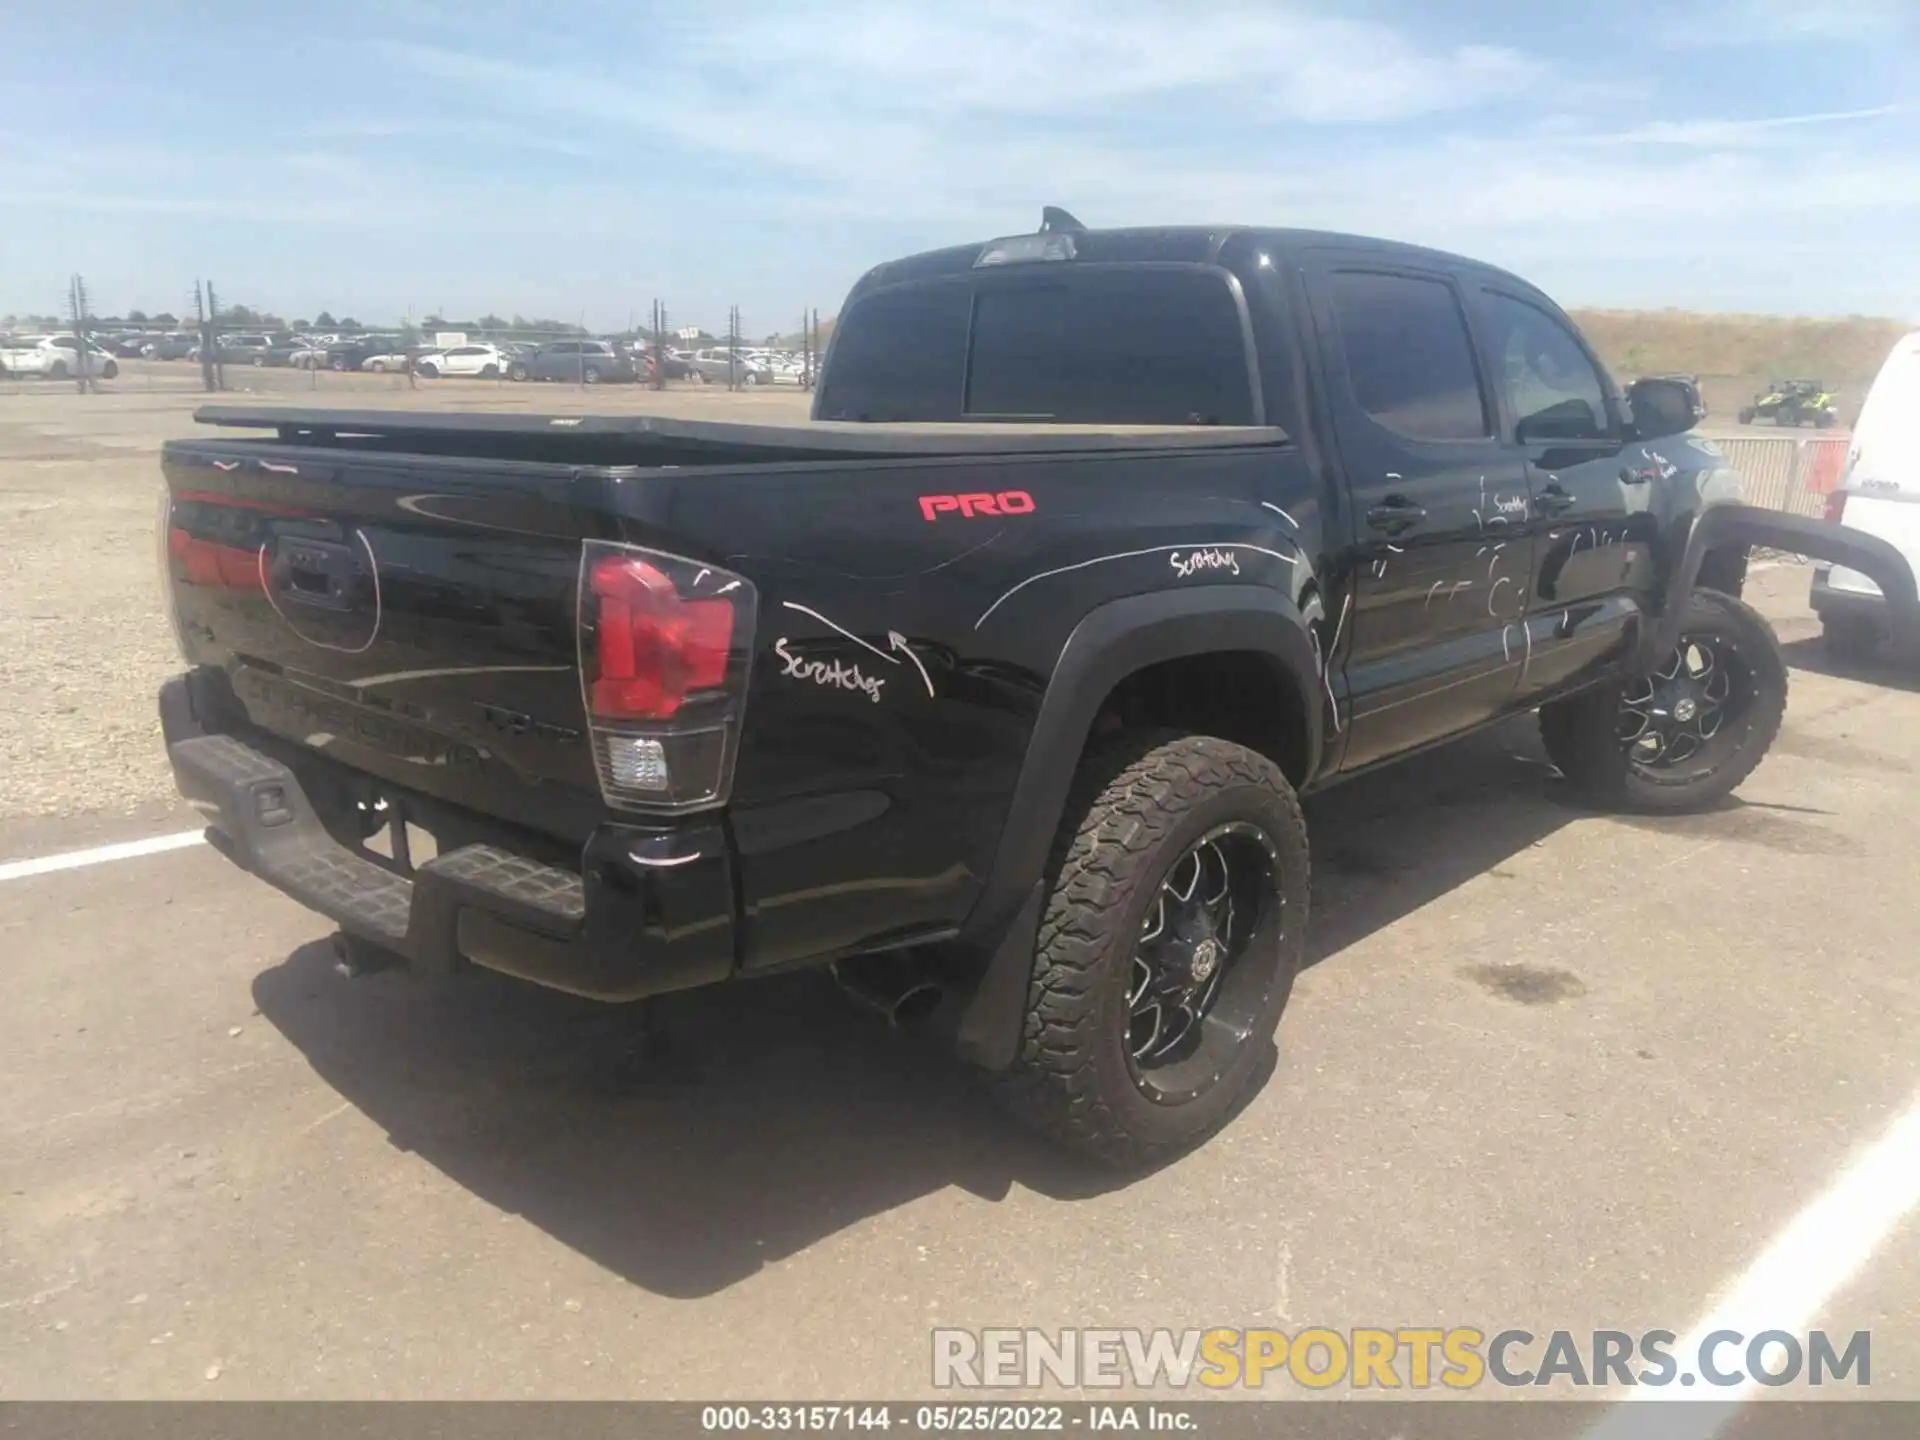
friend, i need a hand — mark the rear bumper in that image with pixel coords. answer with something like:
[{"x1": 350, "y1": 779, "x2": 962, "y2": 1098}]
[{"x1": 161, "y1": 676, "x2": 735, "y2": 1002}]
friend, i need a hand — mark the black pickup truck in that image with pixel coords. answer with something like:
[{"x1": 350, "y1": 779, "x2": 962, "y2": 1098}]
[{"x1": 156, "y1": 214, "x2": 1920, "y2": 1166}]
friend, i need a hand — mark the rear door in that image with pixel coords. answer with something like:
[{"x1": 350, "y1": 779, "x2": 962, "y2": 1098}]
[
  {"x1": 1300, "y1": 258, "x2": 1532, "y2": 769},
  {"x1": 1471, "y1": 287, "x2": 1644, "y2": 699}
]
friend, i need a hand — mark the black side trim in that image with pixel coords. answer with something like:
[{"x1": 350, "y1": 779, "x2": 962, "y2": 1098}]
[{"x1": 1639, "y1": 505, "x2": 1920, "y2": 667}]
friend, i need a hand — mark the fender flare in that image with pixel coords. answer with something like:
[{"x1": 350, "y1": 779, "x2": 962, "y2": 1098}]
[
  {"x1": 1635, "y1": 503, "x2": 1920, "y2": 668},
  {"x1": 948, "y1": 584, "x2": 1322, "y2": 1070}
]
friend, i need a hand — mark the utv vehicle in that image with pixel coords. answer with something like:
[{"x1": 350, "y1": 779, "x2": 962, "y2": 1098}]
[{"x1": 1739, "y1": 379, "x2": 1839, "y2": 428}]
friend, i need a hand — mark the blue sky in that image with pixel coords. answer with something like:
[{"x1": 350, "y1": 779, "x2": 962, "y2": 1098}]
[{"x1": 3, "y1": 0, "x2": 1916, "y2": 333}]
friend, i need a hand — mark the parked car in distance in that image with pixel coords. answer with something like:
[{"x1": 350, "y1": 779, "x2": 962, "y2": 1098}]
[
  {"x1": 506, "y1": 340, "x2": 638, "y2": 384},
  {"x1": 144, "y1": 332, "x2": 200, "y2": 360},
  {"x1": 687, "y1": 348, "x2": 773, "y2": 385},
  {"x1": 647, "y1": 348, "x2": 697, "y2": 380},
  {"x1": 314, "y1": 335, "x2": 404, "y2": 372},
  {"x1": 355, "y1": 340, "x2": 416, "y2": 373},
  {"x1": 0, "y1": 333, "x2": 119, "y2": 379},
  {"x1": 414, "y1": 343, "x2": 511, "y2": 379},
  {"x1": 217, "y1": 333, "x2": 301, "y2": 367}
]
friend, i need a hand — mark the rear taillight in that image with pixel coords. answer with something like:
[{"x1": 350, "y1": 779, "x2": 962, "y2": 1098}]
[
  {"x1": 1823, "y1": 490, "x2": 1848, "y2": 524},
  {"x1": 577, "y1": 540, "x2": 756, "y2": 813},
  {"x1": 158, "y1": 486, "x2": 191, "y2": 659}
]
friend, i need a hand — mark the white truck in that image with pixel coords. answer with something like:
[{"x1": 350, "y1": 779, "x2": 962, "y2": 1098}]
[
  {"x1": 0, "y1": 334, "x2": 119, "y2": 380},
  {"x1": 1811, "y1": 330, "x2": 1920, "y2": 659}
]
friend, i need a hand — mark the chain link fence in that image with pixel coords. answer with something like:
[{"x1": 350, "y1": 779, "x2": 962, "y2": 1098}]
[{"x1": 2, "y1": 278, "x2": 828, "y2": 402}]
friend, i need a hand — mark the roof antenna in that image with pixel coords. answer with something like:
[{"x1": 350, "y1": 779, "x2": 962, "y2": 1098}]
[{"x1": 1039, "y1": 206, "x2": 1086, "y2": 234}]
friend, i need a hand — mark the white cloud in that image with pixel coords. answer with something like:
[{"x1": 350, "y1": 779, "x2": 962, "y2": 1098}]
[
  {"x1": 1657, "y1": 0, "x2": 1913, "y2": 46},
  {"x1": 5, "y1": 2, "x2": 1917, "y2": 321},
  {"x1": 671, "y1": 2, "x2": 1550, "y2": 125},
  {"x1": 1579, "y1": 105, "x2": 1905, "y2": 147}
]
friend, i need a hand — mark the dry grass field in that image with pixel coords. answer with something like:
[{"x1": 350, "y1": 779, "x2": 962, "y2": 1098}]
[{"x1": 1570, "y1": 308, "x2": 1910, "y2": 426}]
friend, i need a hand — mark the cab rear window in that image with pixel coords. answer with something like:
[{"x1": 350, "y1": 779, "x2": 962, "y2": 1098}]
[{"x1": 819, "y1": 267, "x2": 1256, "y2": 425}]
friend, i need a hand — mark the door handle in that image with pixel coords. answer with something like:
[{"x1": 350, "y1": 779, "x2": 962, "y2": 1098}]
[
  {"x1": 1365, "y1": 499, "x2": 1427, "y2": 533},
  {"x1": 1533, "y1": 486, "x2": 1577, "y2": 515}
]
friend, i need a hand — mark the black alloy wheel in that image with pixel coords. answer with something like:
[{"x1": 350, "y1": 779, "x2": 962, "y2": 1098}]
[
  {"x1": 1616, "y1": 634, "x2": 1745, "y2": 771},
  {"x1": 1125, "y1": 822, "x2": 1283, "y2": 1102}
]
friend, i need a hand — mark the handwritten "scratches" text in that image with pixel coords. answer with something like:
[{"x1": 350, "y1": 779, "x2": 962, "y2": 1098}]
[
  {"x1": 774, "y1": 638, "x2": 884, "y2": 703},
  {"x1": 1170, "y1": 548, "x2": 1242, "y2": 579}
]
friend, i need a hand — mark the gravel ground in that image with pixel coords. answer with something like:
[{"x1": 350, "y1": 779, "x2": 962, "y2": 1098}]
[
  {"x1": 0, "y1": 427, "x2": 181, "y2": 820},
  {"x1": 0, "y1": 382, "x2": 811, "y2": 823}
]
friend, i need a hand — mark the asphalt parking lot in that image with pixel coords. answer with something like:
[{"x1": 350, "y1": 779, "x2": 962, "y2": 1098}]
[{"x1": 2, "y1": 385, "x2": 1917, "y2": 1411}]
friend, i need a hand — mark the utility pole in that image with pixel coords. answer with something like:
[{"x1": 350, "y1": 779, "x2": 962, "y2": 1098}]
[
  {"x1": 67, "y1": 275, "x2": 93, "y2": 393},
  {"x1": 651, "y1": 299, "x2": 667, "y2": 391},
  {"x1": 203, "y1": 280, "x2": 225, "y2": 392}
]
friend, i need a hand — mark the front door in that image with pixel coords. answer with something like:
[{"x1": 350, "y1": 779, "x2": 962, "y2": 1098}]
[
  {"x1": 1470, "y1": 287, "x2": 1646, "y2": 699},
  {"x1": 1301, "y1": 260, "x2": 1534, "y2": 770}
]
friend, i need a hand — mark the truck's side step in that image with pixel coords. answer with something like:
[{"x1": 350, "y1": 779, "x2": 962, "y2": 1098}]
[
  {"x1": 162, "y1": 714, "x2": 736, "y2": 1002},
  {"x1": 428, "y1": 845, "x2": 585, "y2": 935}
]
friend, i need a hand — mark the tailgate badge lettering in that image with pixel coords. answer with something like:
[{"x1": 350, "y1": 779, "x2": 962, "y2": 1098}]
[{"x1": 920, "y1": 490, "x2": 1035, "y2": 521}]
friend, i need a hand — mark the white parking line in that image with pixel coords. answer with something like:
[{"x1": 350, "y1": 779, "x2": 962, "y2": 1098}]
[
  {"x1": 1586, "y1": 1087, "x2": 1920, "y2": 1436},
  {"x1": 0, "y1": 829, "x2": 204, "y2": 883}
]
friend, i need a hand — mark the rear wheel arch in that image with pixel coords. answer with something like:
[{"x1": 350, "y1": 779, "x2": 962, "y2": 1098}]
[{"x1": 950, "y1": 586, "x2": 1323, "y2": 1070}]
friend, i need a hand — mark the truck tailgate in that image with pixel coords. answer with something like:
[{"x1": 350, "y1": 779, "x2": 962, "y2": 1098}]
[{"x1": 162, "y1": 442, "x2": 605, "y2": 841}]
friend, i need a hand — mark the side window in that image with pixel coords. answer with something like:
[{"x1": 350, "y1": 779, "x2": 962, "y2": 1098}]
[
  {"x1": 548, "y1": 342, "x2": 578, "y2": 356},
  {"x1": 1326, "y1": 271, "x2": 1488, "y2": 441},
  {"x1": 1480, "y1": 292, "x2": 1612, "y2": 443}
]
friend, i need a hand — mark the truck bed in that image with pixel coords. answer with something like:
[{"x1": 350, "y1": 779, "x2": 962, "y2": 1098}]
[{"x1": 193, "y1": 405, "x2": 1287, "y2": 465}]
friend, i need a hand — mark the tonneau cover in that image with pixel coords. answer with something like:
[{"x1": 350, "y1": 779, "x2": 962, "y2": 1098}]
[{"x1": 193, "y1": 405, "x2": 1287, "y2": 458}]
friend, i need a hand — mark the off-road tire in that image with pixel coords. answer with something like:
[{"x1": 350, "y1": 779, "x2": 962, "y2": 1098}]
[
  {"x1": 1540, "y1": 588, "x2": 1786, "y2": 813},
  {"x1": 993, "y1": 733, "x2": 1309, "y2": 1168}
]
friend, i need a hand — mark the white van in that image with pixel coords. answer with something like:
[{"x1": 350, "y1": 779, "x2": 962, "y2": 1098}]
[{"x1": 1810, "y1": 329, "x2": 1920, "y2": 655}]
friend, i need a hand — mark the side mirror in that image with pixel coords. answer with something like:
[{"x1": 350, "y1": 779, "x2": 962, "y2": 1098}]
[
  {"x1": 1515, "y1": 398, "x2": 1603, "y2": 445},
  {"x1": 1628, "y1": 377, "x2": 1701, "y2": 440}
]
